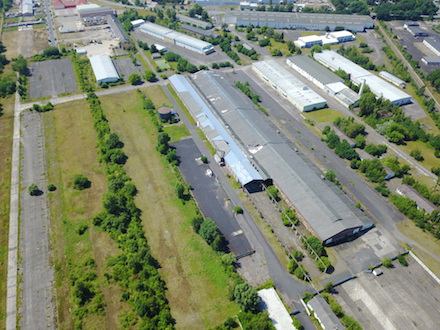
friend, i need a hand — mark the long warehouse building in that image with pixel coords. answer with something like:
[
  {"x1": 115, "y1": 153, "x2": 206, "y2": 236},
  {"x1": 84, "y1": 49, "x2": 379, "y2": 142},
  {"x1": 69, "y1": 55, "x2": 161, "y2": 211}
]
[
  {"x1": 314, "y1": 50, "x2": 411, "y2": 106},
  {"x1": 286, "y1": 55, "x2": 360, "y2": 107},
  {"x1": 253, "y1": 60, "x2": 327, "y2": 112},
  {"x1": 225, "y1": 12, "x2": 374, "y2": 32},
  {"x1": 89, "y1": 54, "x2": 119, "y2": 84},
  {"x1": 139, "y1": 22, "x2": 214, "y2": 54},
  {"x1": 170, "y1": 71, "x2": 373, "y2": 245},
  {"x1": 169, "y1": 74, "x2": 268, "y2": 192}
]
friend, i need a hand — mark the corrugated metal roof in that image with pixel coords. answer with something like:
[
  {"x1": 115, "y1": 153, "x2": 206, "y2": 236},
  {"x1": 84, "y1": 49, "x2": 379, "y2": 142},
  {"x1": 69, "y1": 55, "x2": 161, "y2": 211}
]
[
  {"x1": 287, "y1": 55, "x2": 342, "y2": 85},
  {"x1": 424, "y1": 37, "x2": 440, "y2": 51},
  {"x1": 227, "y1": 11, "x2": 373, "y2": 27},
  {"x1": 314, "y1": 50, "x2": 411, "y2": 105},
  {"x1": 258, "y1": 288, "x2": 296, "y2": 330},
  {"x1": 140, "y1": 22, "x2": 213, "y2": 52},
  {"x1": 253, "y1": 60, "x2": 327, "y2": 111},
  {"x1": 89, "y1": 54, "x2": 119, "y2": 83},
  {"x1": 169, "y1": 74, "x2": 264, "y2": 187},
  {"x1": 188, "y1": 71, "x2": 369, "y2": 242},
  {"x1": 308, "y1": 296, "x2": 344, "y2": 330}
]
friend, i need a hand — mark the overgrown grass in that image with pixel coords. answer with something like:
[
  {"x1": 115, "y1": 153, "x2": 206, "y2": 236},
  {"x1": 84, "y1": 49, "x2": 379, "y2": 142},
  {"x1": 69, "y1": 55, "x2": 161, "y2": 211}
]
[
  {"x1": 397, "y1": 219, "x2": 440, "y2": 277},
  {"x1": 302, "y1": 109, "x2": 344, "y2": 124},
  {"x1": 99, "y1": 89, "x2": 240, "y2": 328},
  {"x1": 163, "y1": 123, "x2": 190, "y2": 143},
  {"x1": 0, "y1": 95, "x2": 14, "y2": 325},
  {"x1": 399, "y1": 140, "x2": 439, "y2": 172},
  {"x1": 44, "y1": 100, "x2": 128, "y2": 328}
]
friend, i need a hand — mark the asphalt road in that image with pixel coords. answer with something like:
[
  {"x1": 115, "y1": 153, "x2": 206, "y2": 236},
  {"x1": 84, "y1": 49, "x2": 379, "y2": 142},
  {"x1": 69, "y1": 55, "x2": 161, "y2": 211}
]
[
  {"x1": 162, "y1": 85, "x2": 316, "y2": 329},
  {"x1": 43, "y1": 0, "x2": 56, "y2": 46}
]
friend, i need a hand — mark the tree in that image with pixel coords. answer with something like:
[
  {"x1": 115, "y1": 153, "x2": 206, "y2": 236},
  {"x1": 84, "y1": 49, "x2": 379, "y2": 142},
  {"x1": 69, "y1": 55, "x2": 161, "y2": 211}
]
[
  {"x1": 323, "y1": 281, "x2": 333, "y2": 293},
  {"x1": 354, "y1": 135, "x2": 366, "y2": 149},
  {"x1": 144, "y1": 70, "x2": 157, "y2": 82},
  {"x1": 358, "y1": 92, "x2": 376, "y2": 116},
  {"x1": 198, "y1": 218, "x2": 219, "y2": 245},
  {"x1": 382, "y1": 257, "x2": 392, "y2": 268},
  {"x1": 12, "y1": 55, "x2": 30, "y2": 76},
  {"x1": 175, "y1": 183, "x2": 186, "y2": 199},
  {"x1": 28, "y1": 183, "x2": 40, "y2": 196},
  {"x1": 397, "y1": 253, "x2": 408, "y2": 266},
  {"x1": 266, "y1": 185, "x2": 279, "y2": 201},
  {"x1": 270, "y1": 48, "x2": 282, "y2": 56},
  {"x1": 233, "y1": 283, "x2": 260, "y2": 313},
  {"x1": 325, "y1": 170, "x2": 336, "y2": 182},
  {"x1": 73, "y1": 174, "x2": 91, "y2": 190},
  {"x1": 128, "y1": 73, "x2": 142, "y2": 85},
  {"x1": 191, "y1": 215, "x2": 204, "y2": 233},
  {"x1": 410, "y1": 149, "x2": 424, "y2": 161}
]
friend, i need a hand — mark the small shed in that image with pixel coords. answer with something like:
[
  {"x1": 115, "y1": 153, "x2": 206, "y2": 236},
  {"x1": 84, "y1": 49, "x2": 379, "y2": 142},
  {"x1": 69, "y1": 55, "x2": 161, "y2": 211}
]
[{"x1": 76, "y1": 48, "x2": 87, "y2": 55}]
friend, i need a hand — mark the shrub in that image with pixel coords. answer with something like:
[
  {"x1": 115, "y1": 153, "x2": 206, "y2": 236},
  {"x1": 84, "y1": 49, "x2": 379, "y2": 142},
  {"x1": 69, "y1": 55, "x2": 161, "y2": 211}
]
[
  {"x1": 191, "y1": 215, "x2": 204, "y2": 233},
  {"x1": 266, "y1": 185, "x2": 279, "y2": 201},
  {"x1": 201, "y1": 156, "x2": 208, "y2": 163},
  {"x1": 317, "y1": 256, "x2": 331, "y2": 272},
  {"x1": 288, "y1": 259, "x2": 298, "y2": 274},
  {"x1": 234, "y1": 206, "x2": 243, "y2": 214},
  {"x1": 73, "y1": 174, "x2": 91, "y2": 190},
  {"x1": 293, "y1": 250, "x2": 304, "y2": 261},
  {"x1": 77, "y1": 224, "x2": 89, "y2": 235},
  {"x1": 47, "y1": 183, "x2": 56, "y2": 191},
  {"x1": 382, "y1": 257, "x2": 392, "y2": 268},
  {"x1": 397, "y1": 253, "x2": 408, "y2": 266},
  {"x1": 28, "y1": 183, "x2": 40, "y2": 196},
  {"x1": 293, "y1": 266, "x2": 306, "y2": 280}
]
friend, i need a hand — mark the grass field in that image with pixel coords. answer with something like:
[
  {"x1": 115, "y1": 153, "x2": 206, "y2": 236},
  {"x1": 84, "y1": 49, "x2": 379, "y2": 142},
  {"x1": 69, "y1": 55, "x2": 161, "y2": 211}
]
[
  {"x1": 163, "y1": 123, "x2": 190, "y2": 143},
  {"x1": 155, "y1": 59, "x2": 169, "y2": 70},
  {"x1": 99, "y1": 89, "x2": 240, "y2": 329},
  {"x1": 302, "y1": 108, "x2": 344, "y2": 124},
  {"x1": 1, "y1": 30, "x2": 19, "y2": 58},
  {"x1": 44, "y1": 100, "x2": 130, "y2": 329},
  {"x1": 167, "y1": 84, "x2": 197, "y2": 125},
  {"x1": 399, "y1": 140, "x2": 440, "y2": 173},
  {"x1": 397, "y1": 219, "x2": 440, "y2": 277},
  {"x1": 0, "y1": 95, "x2": 15, "y2": 327}
]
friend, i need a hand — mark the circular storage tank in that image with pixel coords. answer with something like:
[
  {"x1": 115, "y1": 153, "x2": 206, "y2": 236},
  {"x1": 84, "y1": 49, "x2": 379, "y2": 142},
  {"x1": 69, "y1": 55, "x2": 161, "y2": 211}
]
[{"x1": 158, "y1": 107, "x2": 172, "y2": 120}]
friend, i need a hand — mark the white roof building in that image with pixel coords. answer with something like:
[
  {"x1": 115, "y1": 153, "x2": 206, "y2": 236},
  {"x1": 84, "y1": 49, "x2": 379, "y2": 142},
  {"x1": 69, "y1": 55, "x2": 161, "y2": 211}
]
[
  {"x1": 139, "y1": 22, "x2": 214, "y2": 54},
  {"x1": 252, "y1": 60, "x2": 327, "y2": 112},
  {"x1": 379, "y1": 71, "x2": 406, "y2": 88},
  {"x1": 286, "y1": 55, "x2": 359, "y2": 107},
  {"x1": 89, "y1": 55, "x2": 119, "y2": 84},
  {"x1": 258, "y1": 288, "x2": 296, "y2": 330},
  {"x1": 314, "y1": 50, "x2": 411, "y2": 106},
  {"x1": 131, "y1": 19, "x2": 145, "y2": 27}
]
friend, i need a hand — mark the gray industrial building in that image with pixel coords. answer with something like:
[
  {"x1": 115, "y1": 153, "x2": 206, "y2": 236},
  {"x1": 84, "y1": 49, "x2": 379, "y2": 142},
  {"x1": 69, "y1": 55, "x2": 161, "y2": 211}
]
[
  {"x1": 177, "y1": 14, "x2": 213, "y2": 30},
  {"x1": 225, "y1": 12, "x2": 374, "y2": 32},
  {"x1": 170, "y1": 71, "x2": 372, "y2": 245},
  {"x1": 423, "y1": 37, "x2": 440, "y2": 56},
  {"x1": 286, "y1": 55, "x2": 360, "y2": 107}
]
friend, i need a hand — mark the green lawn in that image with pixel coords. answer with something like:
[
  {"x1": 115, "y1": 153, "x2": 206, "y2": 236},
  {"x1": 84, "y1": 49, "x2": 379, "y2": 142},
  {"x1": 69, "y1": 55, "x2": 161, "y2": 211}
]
[
  {"x1": 399, "y1": 140, "x2": 440, "y2": 174},
  {"x1": 155, "y1": 59, "x2": 169, "y2": 70},
  {"x1": 303, "y1": 108, "x2": 343, "y2": 124},
  {"x1": 163, "y1": 123, "x2": 190, "y2": 143}
]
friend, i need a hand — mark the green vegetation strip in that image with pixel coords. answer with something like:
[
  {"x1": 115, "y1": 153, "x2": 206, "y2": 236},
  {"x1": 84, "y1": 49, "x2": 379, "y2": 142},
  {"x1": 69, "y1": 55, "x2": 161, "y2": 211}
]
[
  {"x1": 86, "y1": 92, "x2": 174, "y2": 328},
  {"x1": 166, "y1": 83, "x2": 196, "y2": 125}
]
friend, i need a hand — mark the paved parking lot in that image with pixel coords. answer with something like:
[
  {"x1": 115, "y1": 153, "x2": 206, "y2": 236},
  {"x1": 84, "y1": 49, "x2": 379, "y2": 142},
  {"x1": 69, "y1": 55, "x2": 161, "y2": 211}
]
[
  {"x1": 29, "y1": 57, "x2": 77, "y2": 99},
  {"x1": 335, "y1": 258, "x2": 440, "y2": 330},
  {"x1": 113, "y1": 57, "x2": 145, "y2": 81},
  {"x1": 173, "y1": 138, "x2": 253, "y2": 255}
]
